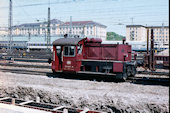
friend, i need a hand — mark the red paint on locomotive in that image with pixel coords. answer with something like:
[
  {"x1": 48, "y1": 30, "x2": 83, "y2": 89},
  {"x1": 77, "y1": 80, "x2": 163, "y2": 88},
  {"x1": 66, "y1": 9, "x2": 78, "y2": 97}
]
[{"x1": 51, "y1": 37, "x2": 137, "y2": 80}]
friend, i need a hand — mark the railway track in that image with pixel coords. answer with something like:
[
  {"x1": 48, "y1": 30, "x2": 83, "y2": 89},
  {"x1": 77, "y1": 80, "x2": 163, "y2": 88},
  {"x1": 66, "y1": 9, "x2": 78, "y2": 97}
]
[
  {"x1": 0, "y1": 97, "x2": 102, "y2": 113},
  {"x1": 0, "y1": 68, "x2": 49, "y2": 76},
  {"x1": 0, "y1": 58, "x2": 169, "y2": 76},
  {"x1": 137, "y1": 71, "x2": 169, "y2": 76},
  {"x1": 0, "y1": 62, "x2": 51, "y2": 69},
  {"x1": 127, "y1": 76, "x2": 169, "y2": 86},
  {"x1": 0, "y1": 57, "x2": 169, "y2": 86},
  {"x1": 0, "y1": 63, "x2": 168, "y2": 76},
  {"x1": 0, "y1": 66, "x2": 168, "y2": 86}
]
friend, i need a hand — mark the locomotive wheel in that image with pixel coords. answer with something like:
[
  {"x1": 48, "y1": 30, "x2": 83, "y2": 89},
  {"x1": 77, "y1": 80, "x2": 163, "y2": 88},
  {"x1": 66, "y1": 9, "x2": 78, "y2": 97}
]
[
  {"x1": 127, "y1": 66, "x2": 131, "y2": 77},
  {"x1": 122, "y1": 73, "x2": 128, "y2": 81},
  {"x1": 52, "y1": 70, "x2": 56, "y2": 74},
  {"x1": 116, "y1": 73, "x2": 127, "y2": 81},
  {"x1": 131, "y1": 66, "x2": 136, "y2": 77}
]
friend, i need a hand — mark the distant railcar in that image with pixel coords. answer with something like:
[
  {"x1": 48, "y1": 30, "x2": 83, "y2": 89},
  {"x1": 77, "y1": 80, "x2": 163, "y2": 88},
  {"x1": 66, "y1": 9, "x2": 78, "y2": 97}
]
[
  {"x1": 27, "y1": 42, "x2": 53, "y2": 51},
  {"x1": 155, "y1": 56, "x2": 169, "y2": 67},
  {"x1": 155, "y1": 49, "x2": 169, "y2": 67},
  {"x1": 49, "y1": 37, "x2": 137, "y2": 80},
  {"x1": 0, "y1": 41, "x2": 27, "y2": 49}
]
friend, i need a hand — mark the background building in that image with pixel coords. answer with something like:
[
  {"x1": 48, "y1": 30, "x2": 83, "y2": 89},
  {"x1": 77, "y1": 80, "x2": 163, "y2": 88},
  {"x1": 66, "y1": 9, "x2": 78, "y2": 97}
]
[
  {"x1": 11, "y1": 19, "x2": 107, "y2": 41},
  {"x1": 126, "y1": 25, "x2": 147, "y2": 42},
  {"x1": 126, "y1": 25, "x2": 169, "y2": 49},
  {"x1": 13, "y1": 19, "x2": 63, "y2": 36},
  {"x1": 39, "y1": 19, "x2": 63, "y2": 36},
  {"x1": 148, "y1": 26, "x2": 169, "y2": 49},
  {"x1": 0, "y1": 27, "x2": 8, "y2": 36},
  {"x1": 59, "y1": 21, "x2": 107, "y2": 41}
]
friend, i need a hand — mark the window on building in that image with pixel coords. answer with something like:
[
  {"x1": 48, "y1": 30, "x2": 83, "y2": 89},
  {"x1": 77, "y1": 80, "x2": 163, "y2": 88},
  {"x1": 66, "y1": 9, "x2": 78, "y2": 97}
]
[{"x1": 130, "y1": 31, "x2": 135, "y2": 41}]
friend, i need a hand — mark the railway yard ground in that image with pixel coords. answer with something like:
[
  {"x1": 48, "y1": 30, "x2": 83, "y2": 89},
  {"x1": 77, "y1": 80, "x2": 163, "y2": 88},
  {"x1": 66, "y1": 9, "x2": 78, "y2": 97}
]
[{"x1": 0, "y1": 58, "x2": 169, "y2": 113}]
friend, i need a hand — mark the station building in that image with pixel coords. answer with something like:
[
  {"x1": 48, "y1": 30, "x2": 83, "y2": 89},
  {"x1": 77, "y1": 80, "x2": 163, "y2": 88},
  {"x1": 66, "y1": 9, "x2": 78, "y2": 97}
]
[
  {"x1": 12, "y1": 19, "x2": 63, "y2": 36},
  {"x1": 11, "y1": 19, "x2": 107, "y2": 41}
]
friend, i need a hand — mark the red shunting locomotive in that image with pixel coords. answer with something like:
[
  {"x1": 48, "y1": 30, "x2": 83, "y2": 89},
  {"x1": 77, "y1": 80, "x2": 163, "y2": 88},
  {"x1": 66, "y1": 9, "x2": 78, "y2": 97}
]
[{"x1": 50, "y1": 37, "x2": 137, "y2": 80}]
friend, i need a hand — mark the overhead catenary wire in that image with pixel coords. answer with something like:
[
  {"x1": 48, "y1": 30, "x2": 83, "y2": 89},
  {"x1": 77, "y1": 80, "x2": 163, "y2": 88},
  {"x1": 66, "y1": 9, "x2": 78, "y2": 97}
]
[
  {"x1": 0, "y1": 1, "x2": 168, "y2": 9},
  {"x1": 0, "y1": 0, "x2": 168, "y2": 30},
  {"x1": 0, "y1": 0, "x2": 168, "y2": 19}
]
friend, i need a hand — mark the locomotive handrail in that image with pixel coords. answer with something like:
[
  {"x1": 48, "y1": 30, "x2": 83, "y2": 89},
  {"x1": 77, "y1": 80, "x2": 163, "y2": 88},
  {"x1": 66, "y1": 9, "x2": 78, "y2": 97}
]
[{"x1": 80, "y1": 59, "x2": 124, "y2": 63}]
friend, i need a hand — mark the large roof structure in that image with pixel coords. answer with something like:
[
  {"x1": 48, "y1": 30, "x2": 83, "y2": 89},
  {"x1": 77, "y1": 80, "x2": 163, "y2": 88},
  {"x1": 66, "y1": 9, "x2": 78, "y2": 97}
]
[
  {"x1": 60, "y1": 21, "x2": 107, "y2": 28},
  {"x1": 13, "y1": 19, "x2": 63, "y2": 28}
]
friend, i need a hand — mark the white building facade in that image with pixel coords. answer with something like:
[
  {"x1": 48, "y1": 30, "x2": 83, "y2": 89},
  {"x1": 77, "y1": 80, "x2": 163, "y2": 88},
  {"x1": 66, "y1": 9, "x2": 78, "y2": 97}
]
[
  {"x1": 59, "y1": 21, "x2": 107, "y2": 41},
  {"x1": 126, "y1": 25, "x2": 147, "y2": 42},
  {"x1": 11, "y1": 20, "x2": 107, "y2": 41},
  {"x1": 13, "y1": 19, "x2": 63, "y2": 36},
  {"x1": 0, "y1": 27, "x2": 8, "y2": 36},
  {"x1": 126, "y1": 25, "x2": 169, "y2": 49}
]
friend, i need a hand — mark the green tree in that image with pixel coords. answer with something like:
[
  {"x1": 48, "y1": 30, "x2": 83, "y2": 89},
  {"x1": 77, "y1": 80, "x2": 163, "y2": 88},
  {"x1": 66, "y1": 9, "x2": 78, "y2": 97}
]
[{"x1": 106, "y1": 32, "x2": 125, "y2": 41}]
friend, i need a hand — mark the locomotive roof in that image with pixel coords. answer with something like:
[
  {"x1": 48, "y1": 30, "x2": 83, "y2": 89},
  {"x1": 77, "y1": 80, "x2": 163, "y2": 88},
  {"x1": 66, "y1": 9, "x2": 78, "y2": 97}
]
[{"x1": 52, "y1": 38, "x2": 85, "y2": 46}]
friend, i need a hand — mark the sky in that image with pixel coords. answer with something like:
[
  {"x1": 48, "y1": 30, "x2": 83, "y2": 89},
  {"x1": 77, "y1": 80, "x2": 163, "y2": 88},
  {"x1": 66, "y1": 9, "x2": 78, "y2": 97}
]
[{"x1": 0, "y1": 0, "x2": 169, "y2": 36}]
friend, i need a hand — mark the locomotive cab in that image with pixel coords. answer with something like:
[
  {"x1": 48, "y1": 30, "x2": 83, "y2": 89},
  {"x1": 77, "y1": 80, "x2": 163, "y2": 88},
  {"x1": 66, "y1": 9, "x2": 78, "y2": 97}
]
[{"x1": 51, "y1": 38, "x2": 85, "y2": 73}]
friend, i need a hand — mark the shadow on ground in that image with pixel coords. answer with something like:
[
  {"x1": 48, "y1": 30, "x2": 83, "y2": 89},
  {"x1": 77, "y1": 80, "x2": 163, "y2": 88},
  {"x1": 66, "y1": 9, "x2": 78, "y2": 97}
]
[{"x1": 46, "y1": 72, "x2": 169, "y2": 86}]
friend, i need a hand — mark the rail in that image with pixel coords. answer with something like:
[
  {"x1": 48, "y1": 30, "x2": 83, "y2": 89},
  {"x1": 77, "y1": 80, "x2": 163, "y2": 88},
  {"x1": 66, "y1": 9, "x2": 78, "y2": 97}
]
[
  {"x1": 0, "y1": 57, "x2": 48, "y2": 63},
  {"x1": 0, "y1": 97, "x2": 103, "y2": 113}
]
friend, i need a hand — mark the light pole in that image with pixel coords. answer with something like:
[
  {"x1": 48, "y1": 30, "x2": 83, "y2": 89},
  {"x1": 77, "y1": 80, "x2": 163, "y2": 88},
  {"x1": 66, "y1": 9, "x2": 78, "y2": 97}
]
[{"x1": 8, "y1": 0, "x2": 13, "y2": 55}]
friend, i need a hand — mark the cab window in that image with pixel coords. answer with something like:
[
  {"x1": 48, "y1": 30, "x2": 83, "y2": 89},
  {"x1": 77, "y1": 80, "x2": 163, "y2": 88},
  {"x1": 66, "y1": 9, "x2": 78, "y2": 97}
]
[
  {"x1": 77, "y1": 44, "x2": 83, "y2": 54},
  {"x1": 56, "y1": 46, "x2": 61, "y2": 55},
  {"x1": 64, "y1": 46, "x2": 75, "y2": 57}
]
